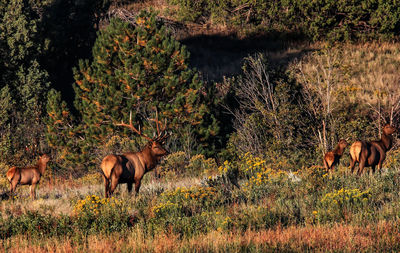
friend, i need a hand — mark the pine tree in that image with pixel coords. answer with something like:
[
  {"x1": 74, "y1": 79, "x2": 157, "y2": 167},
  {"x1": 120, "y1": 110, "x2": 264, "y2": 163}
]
[
  {"x1": 46, "y1": 89, "x2": 79, "y2": 169},
  {"x1": 0, "y1": 0, "x2": 50, "y2": 162},
  {"x1": 73, "y1": 11, "x2": 219, "y2": 162}
]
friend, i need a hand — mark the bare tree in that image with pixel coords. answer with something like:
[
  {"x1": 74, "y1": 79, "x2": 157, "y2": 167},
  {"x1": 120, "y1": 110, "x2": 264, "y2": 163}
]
[
  {"x1": 295, "y1": 49, "x2": 341, "y2": 153},
  {"x1": 227, "y1": 53, "x2": 297, "y2": 155},
  {"x1": 364, "y1": 70, "x2": 400, "y2": 135}
]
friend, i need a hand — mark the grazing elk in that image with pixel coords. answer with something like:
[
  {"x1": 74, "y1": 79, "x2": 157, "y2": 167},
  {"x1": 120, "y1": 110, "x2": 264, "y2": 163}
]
[
  {"x1": 349, "y1": 124, "x2": 397, "y2": 175},
  {"x1": 101, "y1": 112, "x2": 169, "y2": 197},
  {"x1": 323, "y1": 139, "x2": 348, "y2": 172},
  {"x1": 6, "y1": 154, "x2": 51, "y2": 199}
]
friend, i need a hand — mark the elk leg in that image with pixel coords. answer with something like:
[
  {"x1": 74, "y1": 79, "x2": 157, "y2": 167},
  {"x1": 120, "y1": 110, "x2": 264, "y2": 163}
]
[
  {"x1": 377, "y1": 163, "x2": 383, "y2": 174},
  {"x1": 349, "y1": 158, "x2": 356, "y2": 174},
  {"x1": 109, "y1": 177, "x2": 119, "y2": 196},
  {"x1": 9, "y1": 180, "x2": 17, "y2": 198},
  {"x1": 377, "y1": 154, "x2": 385, "y2": 174},
  {"x1": 323, "y1": 159, "x2": 329, "y2": 171},
  {"x1": 30, "y1": 184, "x2": 36, "y2": 200},
  {"x1": 104, "y1": 176, "x2": 110, "y2": 198},
  {"x1": 127, "y1": 183, "x2": 133, "y2": 193},
  {"x1": 330, "y1": 164, "x2": 335, "y2": 174},
  {"x1": 358, "y1": 160, "x2": 365, "y2": 176},
  {"x1": 154, "y1": 168, "x2": 160, "y2": 179},
  {"x1": 134, "y1": 181, "x2": 142, "y2": 195}
]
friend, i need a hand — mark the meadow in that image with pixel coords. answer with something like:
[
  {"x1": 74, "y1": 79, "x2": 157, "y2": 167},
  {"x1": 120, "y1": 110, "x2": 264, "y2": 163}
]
[
  {"x1": 1, "y1": 151, "x2": 400, "y2": 252},
  {"x1": 2, "y1": 1, "x2": 400, "y2": 251}
]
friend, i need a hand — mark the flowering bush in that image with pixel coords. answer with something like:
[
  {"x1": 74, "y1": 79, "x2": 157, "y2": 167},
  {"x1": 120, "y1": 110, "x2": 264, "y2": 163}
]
[
  {"x1": 74, "y1": 195, "x2": 132, "y2": 233},
  {"x1": 157, "y1": 152, "x2": 218, "y2": 178},
  {"x1": 316, "y1": 188, "x2": 371, "y2": 222},
  {"x1": 154, "y1": 186, "x2": 221, "y2": 215},
  {"x1": 321, "y1": 188, "x2": 371, "y2": 208},
  {"x1": 186, "y1": 154, "x2": 218, "y2": 176},
  {"x1": 235, "y1": 154, "x2": 288, "y2": 200},
  {"x1": 74, "y1": 195, "x2": 123, "y2": 216},
  {"x1": 148, "y1": 186, "x2": 222, "y2": 236}
]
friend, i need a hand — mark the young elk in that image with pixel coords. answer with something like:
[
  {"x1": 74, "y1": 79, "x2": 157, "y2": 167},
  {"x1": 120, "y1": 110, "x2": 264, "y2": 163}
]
[
  {"x1": 323, "y1": 139, "x2": 348, "y2": 172},
  {"x1": 350, "y1": 124, "x2": 397, "y2": 175},
  {"x1": 6, "y1": 154, "x2": 51, "y2": 199},
  {"x1": 101, "y1": 112, "x2": 169, "y2": 197}
]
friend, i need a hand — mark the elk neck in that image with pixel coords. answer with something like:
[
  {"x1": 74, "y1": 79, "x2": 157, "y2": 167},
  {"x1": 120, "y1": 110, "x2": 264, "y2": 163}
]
[
  {"x1": 141, "y1": 145, "x2": 158, "y2": 172},
  {"x1": 333, "y1": 144, "x2": 346, "y2": 156},
  {"x1": 379, "y1": 132, "x2": 393, "y2": 152},
  {"x1": 37, "y1": 159, "x2": 48, "y2": 175}
]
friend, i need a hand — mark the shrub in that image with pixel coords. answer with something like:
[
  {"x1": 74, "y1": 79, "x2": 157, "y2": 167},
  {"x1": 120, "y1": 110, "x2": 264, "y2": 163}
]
[
  {"x1": 147, "y1": 186, "x2": 226, "y2": 235},
  {"x1": 316, "y1": 188, "x2": 372, "y2": 223},
  {"x1": 74, "y1": 194, "x2": 132, "y2": 233},
  {"x1": 157, "y1": 152, "x2": 218, "y2": 178},
  {"x1": 167, "y1": 0, "x2": 400, "y2": 41}
]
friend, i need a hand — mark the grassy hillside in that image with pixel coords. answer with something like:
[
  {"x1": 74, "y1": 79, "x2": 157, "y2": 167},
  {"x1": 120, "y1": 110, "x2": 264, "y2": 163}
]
[
  {"x1": 2, "y1": 1, "x2": 400, "y2": 251},
  {"x1": 2, "y1": 152, "x2": 400, "y2": 251}
]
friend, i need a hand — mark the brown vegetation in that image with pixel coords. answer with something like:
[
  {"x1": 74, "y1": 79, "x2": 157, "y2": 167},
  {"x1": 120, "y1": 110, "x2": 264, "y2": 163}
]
[
  {"x1": 350, "y1": 124, "x2": 397, "y2": 175},
  {"x1": 3, "y1": 221, "x2": 400, "y2": 252},
  {"x1": 6, "y1": 154, "x2": 51, "y2": 199},
  {"x1": 101, "y1": 112, "x2": 169, "y2": 197},
  {"x1": 323, "y1": 139, "x2": 348, "y2": 171}
]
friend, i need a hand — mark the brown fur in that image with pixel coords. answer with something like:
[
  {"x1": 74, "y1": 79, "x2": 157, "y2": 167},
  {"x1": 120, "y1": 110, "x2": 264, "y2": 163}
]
[
  {"x1": 7, "y1": 154, "x2": 51, "y2": 199},
  {"x1": 323, "y1": 139, "x2": 348, "y2": 171},
  {"x1": 101, "y1": 141, "x2": 168, "y2": 197},
  {"x1": 349, "y1": 124, "x2": 397, "y2": 175}
]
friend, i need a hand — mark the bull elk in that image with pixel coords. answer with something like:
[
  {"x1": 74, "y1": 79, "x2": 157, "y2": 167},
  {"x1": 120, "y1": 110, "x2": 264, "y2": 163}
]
[
  {"x1": 6, "y1": 154, "x2": 51, "y2": 199},
  {"x1": 323, "y1": 139, "x2": 348, "y2": 172},
  {"x1": 101, "y1": 112, "x2": 169, "y2": 197},
  {"x1": 349, "y1": 124, "x2": 397, "y2": 175}
]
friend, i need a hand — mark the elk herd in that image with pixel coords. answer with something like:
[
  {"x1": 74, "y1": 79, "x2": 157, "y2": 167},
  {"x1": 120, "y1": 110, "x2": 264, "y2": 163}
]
[
  {"x1": 323, "y1": 124, "x2": 397, "y2": 175},
  {"x1": 3, "y1": 118, "x2": 398, "y2": 200}
]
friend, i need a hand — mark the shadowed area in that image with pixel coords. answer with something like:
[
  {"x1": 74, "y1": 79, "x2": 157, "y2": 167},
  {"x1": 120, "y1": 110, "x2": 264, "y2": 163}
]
[{"x1": 181, "y1": 33, "x2": 313, "y2": 82}]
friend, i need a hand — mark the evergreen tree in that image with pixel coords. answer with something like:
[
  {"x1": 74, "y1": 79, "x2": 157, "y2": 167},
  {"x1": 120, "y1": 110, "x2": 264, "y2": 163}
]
[
  {"x1": 73, "y1": 11, "x2": 219, "y2": 164},
  {"x1": 46, "y1": 89, "x2": 78, "y2": 169},
  {"x1": 0, "y1": 0, "x2": 50, "y2": 162}
]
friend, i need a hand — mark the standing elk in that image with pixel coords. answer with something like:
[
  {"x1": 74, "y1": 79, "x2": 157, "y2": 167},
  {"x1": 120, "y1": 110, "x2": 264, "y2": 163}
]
[
  {"x1": 101, "y1": 112, "x2": 169, "y2": 197},
  {"x1": 6, "y1": 154, "x2": 51, "y2": 199},
  {"x1": 349, "y1": 124, "x2": 397, "y2": 175},
  {"x1": 323, "y1": 139, "x2": 348, "y2": 172}
]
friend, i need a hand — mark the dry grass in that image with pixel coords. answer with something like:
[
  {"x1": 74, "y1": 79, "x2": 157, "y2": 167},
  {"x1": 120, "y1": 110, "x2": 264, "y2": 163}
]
[
  {"x1": 2, "y1": 221, "x2": 400, "y2": 252},
  {"x1": 292, "y1": 42, "x2": 400, "y2": 115},
  {"x1": 0, "y1": 173, "x2": 203, "y2": 218}
]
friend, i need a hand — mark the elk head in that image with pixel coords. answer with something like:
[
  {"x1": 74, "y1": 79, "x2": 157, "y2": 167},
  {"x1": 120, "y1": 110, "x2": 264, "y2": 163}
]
[
  {"x1": 383, "y1": 124, "x2": 397, "y2": 135},
  {"x1": 39, "y1": 154, "x2": 51, "y2": 163},
  {"x1": 337, "y1": 139, "x2": 348, "y2": 149}
]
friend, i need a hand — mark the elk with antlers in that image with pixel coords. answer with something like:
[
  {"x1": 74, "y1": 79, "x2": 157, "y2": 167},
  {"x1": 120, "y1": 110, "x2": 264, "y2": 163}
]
[
  {"x1": 101, "y1": 111, "x2": 169, "y2": 197},
  {"x1": 6, "y1": 154, "x2": 51, "y2": 199},
  {"x1": 323, "y1": 139, "x2": 348, "y2": 172},
  {"x1": 349, "y1": 124, "x2": 397, "y2": 175}
]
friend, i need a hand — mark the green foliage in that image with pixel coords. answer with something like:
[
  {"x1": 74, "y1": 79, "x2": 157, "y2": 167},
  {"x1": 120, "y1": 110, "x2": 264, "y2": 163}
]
[
  {"x1": 168, "y1": 0, "x2": 207, "y2": 22},
  {"x1": 73, "y1": 194, "x2": 132, "y2": 233},
  {"x1": 226, "y1": 53, "x2": 315, "y2": 168},
  {"x1": 149, "y1": 186, "x2": 224, "y2": 235},
  {"x1": 167, "y1": 0, "x2": 400, "y2": 41},
  {"x1": 0, "y1": 211, "x2": 73, "y2": 239},
  {"x1": 45, "y1": 89, "x2": 80, "y2": 171},
  {"x1": 157, "y1": 151, "x2": 218, "y2": 178},
  {"x1": 71, "y1": 10, "x2": 219, "y2": 167},
  {"x1": 317, "y1": 187, "x2": 372, "y2": 222},
  {"x1": 0, "y1": 0, "x2": 50, "y2": 163}
]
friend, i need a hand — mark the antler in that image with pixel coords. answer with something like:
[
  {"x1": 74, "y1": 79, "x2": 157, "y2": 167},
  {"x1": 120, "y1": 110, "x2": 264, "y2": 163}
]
[
  {"x1": 149, "y1": 108, "x2": 169, "y2": 141},
  {"x1": 115, "y1": 111, "x2": 153, "y2": 142}
]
